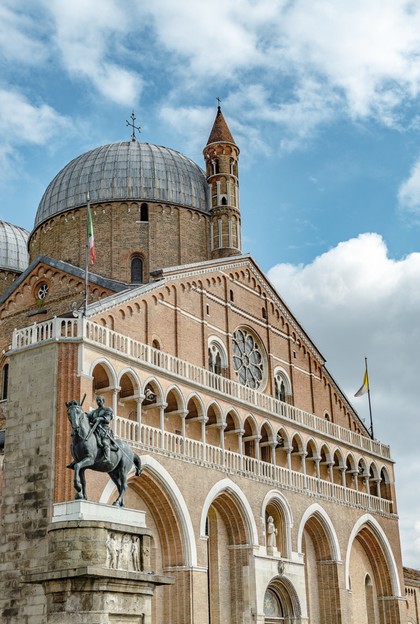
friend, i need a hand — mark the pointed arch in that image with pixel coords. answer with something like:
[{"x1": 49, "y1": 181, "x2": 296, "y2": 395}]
[
  {"x1": 199, "y1": 478, "x2": 258, "y2": 545},
  {"x1": 262, "y1": 576, "x2": 302, "y2": 620},
  {"x1": 345, "y1": 514, "x2": 401, "y2": 596},
  {"x1": 164, "y1": 384, "x2": 186, "y2": 412},
  {"x1": 298, "y1": 503, "x2": 341, "y2": 561},
  {"x1": 262, "y1": 489, "x2": 293, "y2": 558},
  {"x1": 89, "y1": 358, "x2": 118, "y2": 389},
  {"x1": 143, "y1": 376, "x2": 164, "y2": 403}
]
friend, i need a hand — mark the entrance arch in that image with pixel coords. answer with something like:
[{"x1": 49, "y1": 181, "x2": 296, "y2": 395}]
[
  {"x1": 201, "y1": 479, "x2": 256, "y2": 624},
  {"x1": 263, "y1": 576, "x2": 302, "y2": 623},
  {"x1": 100, "y1": 456, "x2": 196, "y2": 624},
  {"x1": 346, "y1": 515, "x2": 402, "y2": 624},
  {"x1": 298, "y1": 505, "x2": 342, "y2": 624}
]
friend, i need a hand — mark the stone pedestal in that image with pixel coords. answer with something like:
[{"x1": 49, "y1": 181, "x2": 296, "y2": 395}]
[{"x1": 26, "y1": 501, "x2": 174, "y2": 624}]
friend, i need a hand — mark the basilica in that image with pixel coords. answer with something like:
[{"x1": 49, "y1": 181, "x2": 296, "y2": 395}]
[{"x1": 0, "y1": 107, "x2": 419, "y2": 623}]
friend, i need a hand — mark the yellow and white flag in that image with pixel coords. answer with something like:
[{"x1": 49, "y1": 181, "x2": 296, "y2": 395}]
[{"x1": 354, "y1": 368, "x2": 369, "y2": 397}]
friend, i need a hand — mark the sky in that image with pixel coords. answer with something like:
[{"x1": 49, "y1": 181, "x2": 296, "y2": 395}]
[{"x1": 1, "y1": 0, "x2": 420, "y2": 569}]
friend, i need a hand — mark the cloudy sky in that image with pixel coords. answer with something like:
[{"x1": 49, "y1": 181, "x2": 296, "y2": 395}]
[{"x1": 1, "y1": 0, "x2": 420, "y2": 568}]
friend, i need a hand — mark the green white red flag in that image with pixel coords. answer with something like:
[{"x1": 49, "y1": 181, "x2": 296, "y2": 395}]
[{"x1": 87, "y1": 204, "x2": 95, "y2": 264}]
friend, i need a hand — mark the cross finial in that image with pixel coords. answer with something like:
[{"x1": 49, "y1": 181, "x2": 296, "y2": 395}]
[
  {"x1": 217, "y1": 97, "x2": 222, "y2": 110},
  {"x1": 126, "y1": 111, "x2": 141, "y2": 142}
]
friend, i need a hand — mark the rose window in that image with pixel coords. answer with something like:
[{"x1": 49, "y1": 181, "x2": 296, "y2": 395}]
[
  {"x1": 37, "y1": 282, "x2": 49, "y2": 300},
  {"x1": 232, "y1": 328, "x2": 264, "y2": 389}
]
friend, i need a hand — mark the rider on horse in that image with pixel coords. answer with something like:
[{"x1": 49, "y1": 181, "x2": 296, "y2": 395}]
[{"x1": 88, "y1": 395, "x2": 117, "y2": 462}]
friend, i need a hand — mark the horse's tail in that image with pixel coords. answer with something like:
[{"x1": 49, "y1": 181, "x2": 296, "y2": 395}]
[{"x1": 133, "y1": 453, "x2": 142, "y2": 477}]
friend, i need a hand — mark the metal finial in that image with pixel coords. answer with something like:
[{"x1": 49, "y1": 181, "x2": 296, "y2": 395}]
[
  {"x1": 126, "y1": 111, "x2": 141, "y2": 142},
  {"x1": 217, "y1": 97, "x2": 222, "y2": 110}
]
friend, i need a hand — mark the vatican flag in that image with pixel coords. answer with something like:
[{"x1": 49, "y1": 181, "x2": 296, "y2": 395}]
[{"x1": 354, "y1": 368, "x2": 369, "y2": 397}]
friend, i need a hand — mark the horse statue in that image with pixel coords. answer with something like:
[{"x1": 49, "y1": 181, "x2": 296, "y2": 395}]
[{"x1": 66, "y1": 399, "x2": 142, "y2": 507}]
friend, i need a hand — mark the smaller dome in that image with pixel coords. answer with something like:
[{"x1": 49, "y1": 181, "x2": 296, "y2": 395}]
[{"x1": 0, "y1": 221, "x2": 29, "y2": 272}]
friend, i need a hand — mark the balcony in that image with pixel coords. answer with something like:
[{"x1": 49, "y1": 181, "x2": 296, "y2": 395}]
[
  {"x1": 11, "y1": 317, "x2": 391, "y2": 461},
  {"x1": 115, "y1": 417, "x2": 395, "y2": 518}
]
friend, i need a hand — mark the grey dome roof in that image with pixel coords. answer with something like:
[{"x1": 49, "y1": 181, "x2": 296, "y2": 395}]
[
  {"x1": 0, "y1": 221, "x2": 29, "y2": 272},
  {"x1": 35, "y1": 141, "x2": 209, "y2": 227}
]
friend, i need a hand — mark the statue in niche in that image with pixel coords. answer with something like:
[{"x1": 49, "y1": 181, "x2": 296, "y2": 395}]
[
  {"x1": 66, "y1": 398, "x2": 142, "y2": 506},
  {"x1": 120, "y1": 534, "x2": 132, "y2": 570},
  {"x1": 267, "y1": 516, "x2": 278, "y2": 551},
  {"x1": 141, "y1": 536, "x2": 151, "y2": 572},
  {"x1": 131, "y1": 536, "x2": 141, "y2": 571},
  {"x1": 106, "y1": 533, "x2": 120, "y2": 569}
]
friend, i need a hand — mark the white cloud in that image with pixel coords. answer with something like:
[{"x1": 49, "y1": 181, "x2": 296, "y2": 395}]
[
  {"x1": 43, "y1": 0, "x2": 143, "y2": 106},
  {"x1": 268, "y1": 233, "x2": 420, "y2": 567},
  {"x1": 398, "y1": 159, "x2": 420, "y2": 218},
  {"x1": 4, "y1": 1, "x2": 420, "y2": 140},
  {"x1": 0, "y1": 89, "x2": 70, "y2": 186},
  {"x1": 0, "y1": 89, "x2": 69, "y2": 145},
  {"x1": 0, "y1": 2, "x2": 47, "y2": 66}
]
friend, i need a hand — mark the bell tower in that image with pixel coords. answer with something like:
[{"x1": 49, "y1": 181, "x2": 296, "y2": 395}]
[{"x1": 203, "y1": 105, "x2": 241, "y2": 259}]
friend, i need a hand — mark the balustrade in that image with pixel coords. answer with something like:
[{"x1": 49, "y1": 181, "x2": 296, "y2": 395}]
[
  {"x1": 11, "y1": 317, "x2": 391, "y2": 460},
  {"x1": 116, "y1": 417, "x2": 393, "y2": 516}
]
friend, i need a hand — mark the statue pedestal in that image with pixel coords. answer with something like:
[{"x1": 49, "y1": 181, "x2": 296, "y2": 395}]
[{"x1": 26, "y1": 501, "x2": 174, "y2": 624}]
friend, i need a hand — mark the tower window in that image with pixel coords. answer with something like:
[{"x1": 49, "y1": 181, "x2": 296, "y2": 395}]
[
  {"x1": 221, "y1": 196, "x2": 227, "y2": 205},
  {"x1": 1, "y1": 364, "x2": 9, "y2": 400},
  {"x1": 140, "y1": 203, "x2": 148, "y2": 222},
  {"x1": 131, "y1": 256, "x2": 143, "y2": 284}
]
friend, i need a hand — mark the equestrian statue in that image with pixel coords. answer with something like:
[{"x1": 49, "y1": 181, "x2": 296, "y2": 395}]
[{"x1": 66, "y1": 395, "x2": 142, "y2": 507}]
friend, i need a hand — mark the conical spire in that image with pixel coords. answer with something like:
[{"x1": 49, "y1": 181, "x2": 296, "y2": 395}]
[{"x1": 206, "y1": 106, "x2": 236, "y2": 146}]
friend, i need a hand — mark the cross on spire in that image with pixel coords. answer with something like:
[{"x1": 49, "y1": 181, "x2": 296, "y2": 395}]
[
  {"x1": 126, "y1": 111, "x2": 141, "y2": 142},
  {"x1": 217, "y1": 96, "x2": 222, "y2": 110}
]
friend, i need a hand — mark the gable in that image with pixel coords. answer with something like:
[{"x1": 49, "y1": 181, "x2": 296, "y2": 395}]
[
  {"x1": 0, "y1": 258, "x2": 124, "y2": 352},
  {"x1": 87, "y1": 255, "x2": 368, "y2": 436}
]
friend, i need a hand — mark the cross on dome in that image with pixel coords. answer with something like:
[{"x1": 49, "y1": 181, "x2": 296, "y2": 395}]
[{"x1": 126, "y1": 111, "x2": 141, "y2": 142}]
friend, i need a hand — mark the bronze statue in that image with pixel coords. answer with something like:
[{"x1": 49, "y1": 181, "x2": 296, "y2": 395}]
[
  {"x1": 87, "y1": 395, "x2": 116, "y2": 462},
  {"x1": 66, "y1": 398, "x2": 142, "y2": 507}
]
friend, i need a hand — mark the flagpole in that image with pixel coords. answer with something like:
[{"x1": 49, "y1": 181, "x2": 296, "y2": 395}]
[
  {"x1": 365, "y1": 356, "x2": 374, "y2": 439},
  {"x1": 84, "y1": 193, "x2": 90, "y2": 316}
]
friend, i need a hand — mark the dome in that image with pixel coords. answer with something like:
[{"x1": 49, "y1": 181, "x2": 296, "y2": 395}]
[
  {"x1": 34, "y1": 142, "x2": 209, "y2": 227},
  {"x1": 0, "y1": 221, "x2": 29, "y2": 272}
]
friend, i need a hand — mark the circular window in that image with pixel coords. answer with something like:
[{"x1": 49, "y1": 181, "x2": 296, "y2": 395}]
[
  {"x1": 36, "y1": 282, "x2": 49, "y2": 300},
  {"x1": 232, "y1": 328, "x2": 265, "y2": 389}
]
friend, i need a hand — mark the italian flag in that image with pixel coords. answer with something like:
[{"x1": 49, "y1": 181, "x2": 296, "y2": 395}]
[{"x1": 87, "y1": 204, "x2": 96, "y2": 264}]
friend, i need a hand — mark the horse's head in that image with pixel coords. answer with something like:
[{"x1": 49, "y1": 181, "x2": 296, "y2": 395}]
[{"x1": 66, "y1": 400, "x2": 83, "y2": 436}]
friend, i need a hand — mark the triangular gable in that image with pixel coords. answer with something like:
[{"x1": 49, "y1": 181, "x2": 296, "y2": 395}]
[
  {"x1": 86, "y1": 253, "x2": 368, "y2": 433},
  {"x1": 0, "y1": 255, "x2": 128, "y2": 307},
  {"x1": 0, "y1": 255, "x2": 130, "y2": 324}
]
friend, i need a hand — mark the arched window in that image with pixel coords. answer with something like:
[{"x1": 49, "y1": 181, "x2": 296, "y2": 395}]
[
  {"x1": 263, "y1": 588, "x2": 284, "y2": 620},
  {"x1": 131, "y1": 256, "x2": 143, "y2": 284},
  {"x1": 140, "y1": 203, "x2": 148, "y2": 222},
  {"x1": 274, "y1": 368, "x2": 291, "y2": 403},
  {"x1": 1, "y1": 364, "x2": 9, "y2": 400},
  {"x1": 208, "y1": 338, "x2": 228, "y2": 379}
]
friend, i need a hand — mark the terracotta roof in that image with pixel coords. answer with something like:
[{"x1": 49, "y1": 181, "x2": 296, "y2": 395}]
[
  {"x1": 404, "y1": 567, "x2": 420, "y2": 583},
  {"x1": 206, "y1": 107, "x2": 236, "y2": 145}
]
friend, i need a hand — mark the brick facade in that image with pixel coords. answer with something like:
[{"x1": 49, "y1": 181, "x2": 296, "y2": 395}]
[{"x1": 0, "y1": 108, "x2": 414, "y2": 623}]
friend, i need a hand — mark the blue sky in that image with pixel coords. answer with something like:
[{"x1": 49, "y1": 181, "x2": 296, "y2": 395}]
[{"x1": 1, "y1": 0, "x2": 420, "y2": 568}]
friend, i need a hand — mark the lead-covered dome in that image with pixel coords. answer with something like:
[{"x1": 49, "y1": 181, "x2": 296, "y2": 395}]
[
  {"x1": 34, "y1": 142, "x2": 209, "y2": 227},
  {"x1": 0, "y1": 221, "x2": 29, "y2": 272}
]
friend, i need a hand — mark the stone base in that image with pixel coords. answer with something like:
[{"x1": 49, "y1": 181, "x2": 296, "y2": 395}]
[
  {"x1": 25, "y1": 501, "x2": 174, "y2": 624},
  {"x1": 27, "y1": 567, "x2": 172, "y2": 624},
  {"x1": 52, "y1": 500, "x2": 147, "y2": 528}
]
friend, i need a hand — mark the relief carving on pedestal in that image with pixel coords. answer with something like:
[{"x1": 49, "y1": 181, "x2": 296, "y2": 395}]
[{"x1": 106, "y1": 532, "x2": 149, "y2": 572}]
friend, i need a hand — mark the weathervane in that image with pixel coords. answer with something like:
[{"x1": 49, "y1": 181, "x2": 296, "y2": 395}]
[{"x1": 126, "y1": 111, "x2": 141, "y2": 142}]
